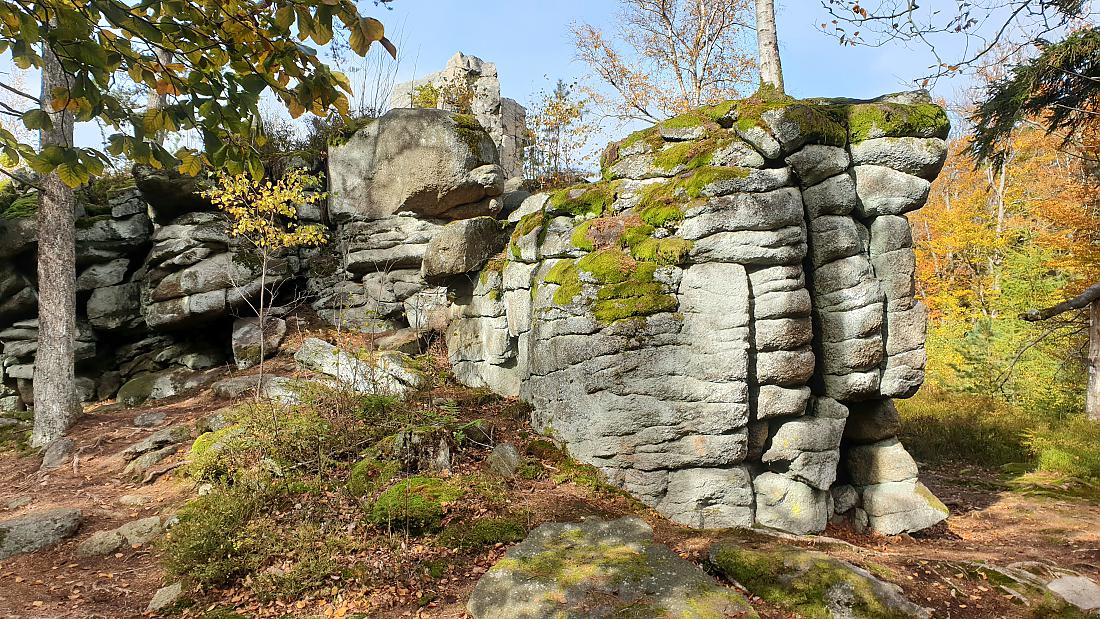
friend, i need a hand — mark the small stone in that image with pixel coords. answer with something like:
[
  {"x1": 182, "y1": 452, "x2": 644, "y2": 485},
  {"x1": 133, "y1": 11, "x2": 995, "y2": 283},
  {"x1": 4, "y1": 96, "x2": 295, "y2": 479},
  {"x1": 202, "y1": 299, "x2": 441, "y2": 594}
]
[
  {"x1": 488, "y1": 442, "x2": 520, "y2": 478},
  {"x1": 4, "y1": 496, "x2": 31, "y2": 510},
  {"x1": 132, "y1": 411, "x2": 166, "y2": 428},
  {"x1": 39, "y1": 437, "x2": 75, "y2": 472},
  {"x1": 147, "y1": 582, "x2": 183, "y2": 613},
  {"x1": 1046, "y1": 575, "x2": 1100, "y2": 612},
  {"x1": 117, "y1": 516, "x2": 163, "y2": 546},
  {"x1": 118, "y1": 494, "x2": 149, "y2": 507},
  {"x1": 76, "y1": 530, "x2": 125, "y2": 558}
]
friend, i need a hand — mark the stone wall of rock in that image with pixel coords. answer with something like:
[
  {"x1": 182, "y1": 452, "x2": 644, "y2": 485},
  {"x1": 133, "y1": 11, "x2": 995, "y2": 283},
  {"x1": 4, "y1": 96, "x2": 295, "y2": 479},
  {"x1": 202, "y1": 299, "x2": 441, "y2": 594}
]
[
  {"x1": 390, "y1": 52, "x2": 528, "y2": 179},
  {"x1": 445, "y1": 92, "x2": 951, "y2": 536}
]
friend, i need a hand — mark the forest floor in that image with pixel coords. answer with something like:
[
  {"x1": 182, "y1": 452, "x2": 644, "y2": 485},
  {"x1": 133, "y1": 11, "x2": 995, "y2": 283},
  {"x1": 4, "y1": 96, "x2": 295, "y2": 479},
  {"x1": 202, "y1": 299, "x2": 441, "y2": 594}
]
[{"x1": 0, "y1": 362, "x2": 1098, "y2": 619}]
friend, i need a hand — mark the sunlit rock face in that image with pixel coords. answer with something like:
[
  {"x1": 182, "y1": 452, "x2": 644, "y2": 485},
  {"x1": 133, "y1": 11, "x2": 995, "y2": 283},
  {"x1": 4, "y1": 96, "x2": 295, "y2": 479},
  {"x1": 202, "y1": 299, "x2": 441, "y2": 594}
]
[{"x1": 447, "y1": 92, "x2": 951, "y2": 535}]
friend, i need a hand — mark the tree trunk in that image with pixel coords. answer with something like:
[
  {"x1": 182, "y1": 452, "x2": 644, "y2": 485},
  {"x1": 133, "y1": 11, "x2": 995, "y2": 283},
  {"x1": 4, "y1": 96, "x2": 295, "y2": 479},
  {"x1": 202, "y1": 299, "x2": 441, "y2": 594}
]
[
  {"x1": 147, "y1": 48, "x2": 172, "y2": 144},
  {"x1": 30, "y1": 44, "x2": 79, "y2": 448},
  {"x1": 755, "y1": 0, "x2": 785, "y2": 95},
  {"x1": 1089, "y1": 300, "x2": 1100, "y2": 421}
]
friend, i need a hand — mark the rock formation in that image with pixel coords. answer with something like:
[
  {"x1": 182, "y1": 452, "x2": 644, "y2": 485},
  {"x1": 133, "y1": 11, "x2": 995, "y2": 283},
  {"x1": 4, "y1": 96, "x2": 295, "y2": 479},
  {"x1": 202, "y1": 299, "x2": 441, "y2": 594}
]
[
  {"x1": 445, "y1": 92, "x2": 951, "y2": 535},
  {"x1": 1, "y1": 86, "x2": 951, "y2": 537},
  {"x1": 390, "y1": 52, "x2": 529, "y2": 178}
]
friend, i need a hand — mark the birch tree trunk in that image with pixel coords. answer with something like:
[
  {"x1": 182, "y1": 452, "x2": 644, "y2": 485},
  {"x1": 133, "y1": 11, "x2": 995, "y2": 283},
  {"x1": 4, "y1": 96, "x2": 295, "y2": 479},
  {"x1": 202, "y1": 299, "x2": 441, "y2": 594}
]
[
  {"x1": 755, "y1": 0, "x2": 785, "y2": 95},
  {"x1": 1089, "y1": 300, "x2": 1100, "y2": 421},
  {"x1": 30, "y1": 43, "x2": 80, "y2": 448}
]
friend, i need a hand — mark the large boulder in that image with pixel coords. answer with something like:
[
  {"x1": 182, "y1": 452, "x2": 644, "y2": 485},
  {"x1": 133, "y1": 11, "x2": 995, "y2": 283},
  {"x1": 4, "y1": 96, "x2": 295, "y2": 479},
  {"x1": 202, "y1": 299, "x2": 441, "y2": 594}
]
[
  {"x1": 420, "y1": 217, "x2": 506, "y2": 282},
  {"x1": 468, "y1": 517, "x2": 756, "y2": 619},
  {"x1": 328, "y1": 108, "x2": 503, "y2": 223}
]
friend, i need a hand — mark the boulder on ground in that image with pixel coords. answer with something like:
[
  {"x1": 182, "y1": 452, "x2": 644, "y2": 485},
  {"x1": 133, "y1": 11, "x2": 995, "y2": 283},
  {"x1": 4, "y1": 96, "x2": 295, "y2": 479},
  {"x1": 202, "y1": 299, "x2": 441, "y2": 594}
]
[
  {"x1": 39, "y1": 437, "x2": 75, "y2": 472},
  {"x1": 147, "y1": 582, "x2": 183, "y2": 613},
  {"x1": 708, "y1": 542, "x2": 932, "y2": 618},
  {"x1": 467, "y1": 517, "x2": 756, "y2": 619},
  {"x1": 76, "y1": 529, "x2": 125, "y2": 558},
  {"x1": 0, "y1": 507, "x2": 83, "y2": 559},
  {"x1": 231, "y1": 317, "x2": 287, "y2": 369},
  {"x1": 294, "y1": 337, "x2": 424, "y2": 396}
]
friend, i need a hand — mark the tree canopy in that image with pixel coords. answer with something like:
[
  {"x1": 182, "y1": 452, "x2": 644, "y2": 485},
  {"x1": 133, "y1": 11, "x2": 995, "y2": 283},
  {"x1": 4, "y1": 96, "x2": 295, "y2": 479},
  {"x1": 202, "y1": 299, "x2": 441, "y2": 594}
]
[{"x1": 0, "y1": 0, "x2": 396, "y2": 186}]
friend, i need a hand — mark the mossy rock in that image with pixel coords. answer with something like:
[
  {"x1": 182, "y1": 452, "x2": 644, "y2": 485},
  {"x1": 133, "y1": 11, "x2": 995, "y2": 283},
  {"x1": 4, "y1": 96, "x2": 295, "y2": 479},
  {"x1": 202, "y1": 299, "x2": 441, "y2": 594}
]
[
  {"x1": 467, "y1": 517, "x2": 756, "y2": 619},
  {"x1": 438, "y1": 516, "x2": 528, "y2": 551},
  {"x1": 548, "y1": 182, "x2": 619, "y2": 218},
  {"x1": 187, "y1": 425, "x2": 246, "y2": 482},
  {"x1": 708, "y1": 543, "x2": 931, "y2": 619},
  {"x1": 346, "y1": 456, "x2": 401, "y2": 498},
  {"x1": 847, "y1": 102, "x2": 950, "y2": 143},
  {"x1": 367, "y1": 476, "x2": 463, "y2": 534},
  {"x1": 1, "y1": 191, "x2": 37, "y2": 220}
]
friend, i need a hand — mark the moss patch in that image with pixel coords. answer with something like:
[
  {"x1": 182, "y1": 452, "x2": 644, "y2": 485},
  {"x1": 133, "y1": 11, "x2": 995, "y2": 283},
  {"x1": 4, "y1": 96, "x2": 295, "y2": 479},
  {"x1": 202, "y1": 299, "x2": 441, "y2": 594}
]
[
  {"x1": 510, "y1": 211, "x2": 546, "y2": 259},
  {"x1": 680, "y1": 166, "x2": 751, "y2": 198},
  {"x1": 709, "y1": 545, "x2": 912, "y2": 619},
  {"x1": 548, "y1": 182, "x2": 619, "y2": 218},
  {"x1": 652, "y1": 136, "x2": 731, "y2": 172},
  {"x1": 847, "y1": 102, "x2": 950, "y2": 143},
  {"x1": 452, "y1": 113, "x2": 488, "y2": 157},
  {"x1": 368, "y1": 476, "x2": 463, "y2": 534},
  {"x1": 2, "y1": 191, "x2": 37, "y2": 220},
  {"x1": 492, "y1": 535, "x2": 652, "y2": 589},
  {"x1": 628, "y1": 237, "x2": 693, "y2": 265},
  {"x1": 347, "y1": 456, "x2": 401, "y2": 498},
  {"x1": 438, "y1": 516, "x2": 527, "y2": 551}
]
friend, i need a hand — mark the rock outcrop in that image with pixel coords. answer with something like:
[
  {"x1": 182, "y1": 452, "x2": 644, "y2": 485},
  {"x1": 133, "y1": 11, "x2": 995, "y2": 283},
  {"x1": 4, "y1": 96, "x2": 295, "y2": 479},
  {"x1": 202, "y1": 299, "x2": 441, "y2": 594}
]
[
  {"x1": 446, "y1": 92, "x2": 951, "y2": 535},
  {"x1": 391, "y1": 52, "x2": 529, "y2": 179}
]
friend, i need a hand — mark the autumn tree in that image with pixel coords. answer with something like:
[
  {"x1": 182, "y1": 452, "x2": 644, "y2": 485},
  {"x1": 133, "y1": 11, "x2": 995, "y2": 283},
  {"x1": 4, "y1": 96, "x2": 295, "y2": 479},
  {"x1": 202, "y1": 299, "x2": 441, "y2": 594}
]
[
  {"x1": 205, "y1": 170, "x2": 328, "y2": 394},
  {"x1": 525, "y1": 79, "x2": 597, "y2": 188},
  {"x1": 0, "y1": 1, "x2": 395, "y2": 447},
  {"x1": 571, "y1": 0, "x2": 756, "y2": 121}
]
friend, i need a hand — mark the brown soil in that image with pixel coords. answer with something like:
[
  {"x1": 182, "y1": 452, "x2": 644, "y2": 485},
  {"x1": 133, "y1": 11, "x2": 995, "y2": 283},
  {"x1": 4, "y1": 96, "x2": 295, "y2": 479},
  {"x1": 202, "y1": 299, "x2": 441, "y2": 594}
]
[{"x1": 1, "y1": 363, "x2": 1097, "y2": 619}]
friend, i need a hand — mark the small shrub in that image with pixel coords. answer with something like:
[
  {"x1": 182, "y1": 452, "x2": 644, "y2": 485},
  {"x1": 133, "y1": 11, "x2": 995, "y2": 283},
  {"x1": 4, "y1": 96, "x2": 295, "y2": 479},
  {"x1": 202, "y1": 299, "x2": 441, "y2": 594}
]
[
  {"x1": 368, "y1": 476, "x2": 464, "y2": 534},
  {"x1": 160, "y1": 487, "x2": 275, "y2": 589},
  {"x1": 438, "y1": 516, "x2": 527, "y2": 551}
]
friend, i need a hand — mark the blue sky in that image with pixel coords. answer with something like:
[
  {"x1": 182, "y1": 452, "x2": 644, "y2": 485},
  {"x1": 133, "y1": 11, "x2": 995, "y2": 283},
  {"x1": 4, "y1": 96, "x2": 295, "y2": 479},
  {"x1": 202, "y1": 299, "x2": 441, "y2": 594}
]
[{"x1": 379, "y1": 0, "x2": 973, "y2": 109}]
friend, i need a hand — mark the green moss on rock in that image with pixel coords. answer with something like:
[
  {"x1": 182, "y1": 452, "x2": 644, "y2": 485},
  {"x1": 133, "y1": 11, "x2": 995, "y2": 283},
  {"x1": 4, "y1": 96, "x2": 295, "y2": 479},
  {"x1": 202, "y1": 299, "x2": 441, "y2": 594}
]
[
  {"x1": 368, "y1": 476, "x2": 463, "y2": 534},
  {"x1": 681, "y1": 166, "x2": 751, "y2": 199},
  {"x1": 438, "y1": 516, "x2": 527, "y2": 551},
  {"x1": 452, "y1": 113, "x2": 490, "y2": 157},
  {"x1": 2, "y1": 191, "x2": 37, "y2": 220},
  {"x1": 347, "y1": 456, "x2": 401, "y2": 498},
  {"x1": 847, "y1": 102, "x2": 950, "y2": 143},
  {"x1": 548, "y1": 182, "x2": 618, "y2": 218},
  {"x1": 710, "y1": 544, "x2": 914, "y2": 619},
  {"x1": 628, "y1": 237, "x2": 693, "y2": 265}
]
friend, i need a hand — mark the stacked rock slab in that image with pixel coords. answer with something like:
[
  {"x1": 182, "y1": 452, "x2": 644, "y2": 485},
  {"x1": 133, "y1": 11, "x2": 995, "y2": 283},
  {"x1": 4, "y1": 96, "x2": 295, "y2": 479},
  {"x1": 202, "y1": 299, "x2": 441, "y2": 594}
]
[
  {"x1": 447, "y1": 92, "x2": 951, "y2": 535},
  {"x1": 390, "y1": 52, "x2": 529, "y2": 179},
  {"x1": 319, "y1": 108, "x2": 513, "y2": 332}
]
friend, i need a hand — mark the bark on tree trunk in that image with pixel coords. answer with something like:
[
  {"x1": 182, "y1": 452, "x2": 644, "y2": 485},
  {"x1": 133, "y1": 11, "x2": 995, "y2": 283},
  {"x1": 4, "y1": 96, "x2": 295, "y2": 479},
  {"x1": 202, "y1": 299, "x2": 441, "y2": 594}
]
[
  {"x1": 1089, "y1": 300, "x2": 1100, "y2": 421},
  {"x1": 30, "y1": 44, "x2": 79, "y2": 448},
  {"x1": 755, "y1": 0, "x2": 785, "y2": 95}
]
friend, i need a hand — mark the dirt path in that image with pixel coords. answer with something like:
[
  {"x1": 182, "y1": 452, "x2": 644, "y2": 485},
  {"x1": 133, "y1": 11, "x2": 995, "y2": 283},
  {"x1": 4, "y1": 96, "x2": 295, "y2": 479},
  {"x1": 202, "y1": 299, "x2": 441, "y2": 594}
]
[{"x1": 1, "y1": 390, "x2": 1098, "y2": 619}]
